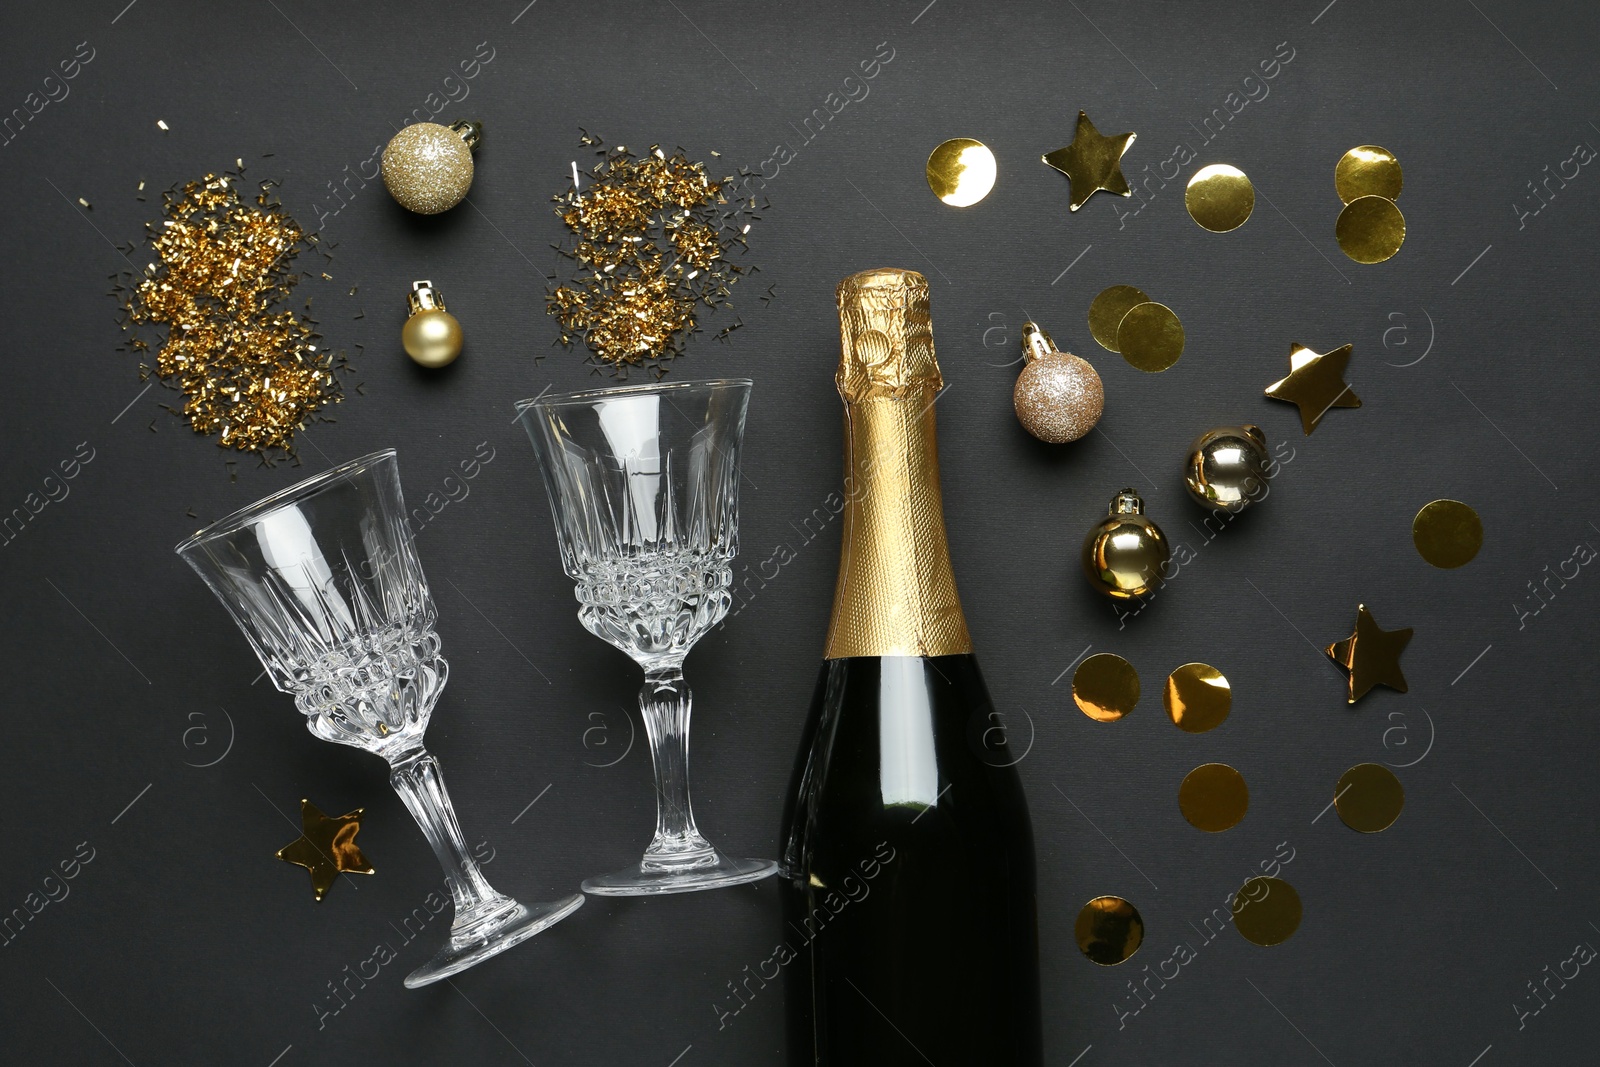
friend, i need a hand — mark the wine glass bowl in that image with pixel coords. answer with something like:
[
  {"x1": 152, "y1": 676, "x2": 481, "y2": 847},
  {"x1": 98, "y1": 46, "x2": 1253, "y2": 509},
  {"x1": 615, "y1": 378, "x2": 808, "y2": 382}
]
[
  {"x1": 517, "y1": 380, "x2": 777, "y2": 895},
  {"x1": 176, "y1": 456, "x2": 445, "y2": 757},
  {"x1": 575, "y1": 547, "x2": 733, "y2": 666},
  {"x1": 177, "y1": 449, "x2": 582, "y2": 987}
]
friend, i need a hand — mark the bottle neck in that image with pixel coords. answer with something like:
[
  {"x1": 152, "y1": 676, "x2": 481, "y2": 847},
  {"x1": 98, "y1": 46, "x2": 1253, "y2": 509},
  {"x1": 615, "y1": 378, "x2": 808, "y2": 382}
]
[{"x1": 823, "y1": 389, "x2": 973, "y2": 659}]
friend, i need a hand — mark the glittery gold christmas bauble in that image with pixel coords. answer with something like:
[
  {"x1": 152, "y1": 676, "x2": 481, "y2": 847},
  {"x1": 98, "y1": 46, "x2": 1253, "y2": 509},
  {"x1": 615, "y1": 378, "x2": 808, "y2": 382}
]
[
  {"x1": 1013, "y1": 321, "x2": 1103, "y2": 443},
  {"x1": 1183, "y1": 424, "x2": 1271, "y2": 510},
  {"x1": 381, "y1": 120, "x2": 481, "y2": 214},
  {"x1": 1082, "y1": 489, "x2": 1170, "y2": 600}
]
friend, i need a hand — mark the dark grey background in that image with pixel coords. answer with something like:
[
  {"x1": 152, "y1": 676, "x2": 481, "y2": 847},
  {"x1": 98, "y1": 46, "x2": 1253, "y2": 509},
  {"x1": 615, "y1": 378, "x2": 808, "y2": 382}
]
[{"x1": 2, "y1": 0, "x2": 1596, "y2": 1063}]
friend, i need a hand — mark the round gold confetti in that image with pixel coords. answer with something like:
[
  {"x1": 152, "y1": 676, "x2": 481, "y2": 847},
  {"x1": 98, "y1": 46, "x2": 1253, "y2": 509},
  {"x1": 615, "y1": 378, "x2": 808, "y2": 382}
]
[
  {"x1": 1164, "y1": 662, "x2": 1230, "y2": 733},
  {"x1": 926, "y1": 138, "x2": 997, "y2": 207},
  {"x1": 1335, "y1": 145, "x2": 1403, "y2": 204},
  {"x1": 1233, "y1": 877, "x2": 1301, "y2": 946},
  {"x1": 1088, "y1": 285, "x2": 1149, "y2": 353},
  {"x1": 1334, "y1": 763, "x2": 1404, "y2": 833},
  {"x1": 381, "y1": 122, "x2": 476, "y2": 214},
  {"x1": 1116, "y1": 302, "x2": 1185, "y2": 372},
  {"x1": 1336, "y1": 195, "x2": 1406, "y2": 263},
  {"x1": 1185, "y1": 164, "x2": 1254, "y2": 232},
  {"x1": 1075, "y1": 895, "x2": 1144, "y2": 965},
  {"x1": 1178, "y1": 763, "x2": 1249, "y2": 832},
  {"x1": 1073, "y1": 653, "x2": 1140, "y2": 722},
  {"x1": 1412, "y1": 499, "x2": 1482, "y2": 569}
]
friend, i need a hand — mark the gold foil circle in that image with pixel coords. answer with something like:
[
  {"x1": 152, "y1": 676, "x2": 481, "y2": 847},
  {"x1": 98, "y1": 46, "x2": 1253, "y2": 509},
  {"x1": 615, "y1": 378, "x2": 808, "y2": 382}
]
[
  {"x1": 1233, "y1": 877, "x2": 1302, "y2": 946},
  {"x1": 926, "y1": 138, "x2": 997, "y2": 207},
  {"x1": 1412, "y1": 499, "x2": 1482, "y2": 569},
  {"x1": 1336, "y1": 195, "x2": 1406, "y2": 263},
  {"x1": 1335, "y1": 145, "x2": 1403, "y2": 204},
  {"x1": 1075, "y1": 895, "x2": 1144, "y2": 965},
  {"x1": 1178, "y1": 763, "x2": 1249, "y2": 832},
  {"x1": 1335, "y1": 763, "x2": 1404, "y2": 833},
  {"x1": 1185, "y1": 164, "x2": 1254, "y2": 232},
  {"x1": 1088, "y1": 285, "x2": 1150, "y2": 353},
  {"x1": 1116, "y1": 302, "x2": 1185, "y2": 372},
  {"x1": 1073, "y1": 653, "x2": 1140, "y2": 722},
  {"x1": 1164, "y1": 662, "x2": 1230, "y2": 733}
]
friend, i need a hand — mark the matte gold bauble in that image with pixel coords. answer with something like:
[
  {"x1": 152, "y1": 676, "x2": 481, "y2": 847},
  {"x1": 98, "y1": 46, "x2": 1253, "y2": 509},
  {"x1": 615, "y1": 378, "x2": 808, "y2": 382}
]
[
  {"x1": 1184, "y1": 424, "x2": 1271, "y2": 510},
  {"x1": 1013, "y1": 322, "x2": 1103, "y2": 443},
  {"x1": 381, "y1": 120, "x2": 481, "y2": 214},
  {"x1": 402, "y1": 280, "x2": 462, "y2": 368},
  {"x1": 1081, "y1": 489, "x2": 1170, "y2": 600}
]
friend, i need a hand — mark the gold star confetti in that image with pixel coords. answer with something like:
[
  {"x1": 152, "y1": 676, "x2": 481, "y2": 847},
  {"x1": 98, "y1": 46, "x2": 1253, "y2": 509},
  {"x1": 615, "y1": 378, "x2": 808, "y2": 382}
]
[
  {"x1": 547, "y1": 135, "x2": 762, "y2": 373},
  {"x1": 276, "y1": 798, "x2": 374, "y2": 901},
  {"x1": 114, "y1": 169, "x2": 347, "y2": 460},
  {"x1": 1325, "y1": 604, "x2": 1412, "y2": 704},
  {"x1": 1264, "y1": 342, "x2": 1360, "y2": 435},
  {"x1": 1042, "y1": 111, "x2": 1136, "y2": 212}
]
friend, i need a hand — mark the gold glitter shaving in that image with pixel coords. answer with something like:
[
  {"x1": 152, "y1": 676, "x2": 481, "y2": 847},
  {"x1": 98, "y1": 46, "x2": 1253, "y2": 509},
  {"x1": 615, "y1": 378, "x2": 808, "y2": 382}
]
[
  {"x1": 548, "y1": 134, "x2": 762, "y2": 373},
  {"x1": 115, "y1": 169, "x2": 347, "y2": 460},
  {"x1": 672, "y1": 220, "x2": 723, "y2": 270}
]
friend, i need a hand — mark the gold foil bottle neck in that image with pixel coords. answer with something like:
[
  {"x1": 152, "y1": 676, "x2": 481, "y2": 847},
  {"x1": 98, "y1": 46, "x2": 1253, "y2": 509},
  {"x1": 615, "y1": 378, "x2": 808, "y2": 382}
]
[
  {"x1": 835, "y1": 268, "x2": 943, "y2": 401},
  {"x1": 825, "y1": 268, "x2": 973, "y2": 660}
]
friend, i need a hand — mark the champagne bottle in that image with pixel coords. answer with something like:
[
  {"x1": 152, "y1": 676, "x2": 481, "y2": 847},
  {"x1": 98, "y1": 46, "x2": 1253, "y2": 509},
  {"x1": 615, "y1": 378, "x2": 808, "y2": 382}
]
[{"x1": 780, "y1": 268, "x2": 1042, "y2": 1065}]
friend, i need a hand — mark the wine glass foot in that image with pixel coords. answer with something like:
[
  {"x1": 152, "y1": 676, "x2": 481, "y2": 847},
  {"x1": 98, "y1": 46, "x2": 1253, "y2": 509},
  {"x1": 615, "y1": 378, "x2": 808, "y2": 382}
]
[
  {"x1": 582, "y1": 852, "x2": 777, "y2": 897},
  {"x1": 403, "y1": 892, "x2": 585, "y2": 989}
]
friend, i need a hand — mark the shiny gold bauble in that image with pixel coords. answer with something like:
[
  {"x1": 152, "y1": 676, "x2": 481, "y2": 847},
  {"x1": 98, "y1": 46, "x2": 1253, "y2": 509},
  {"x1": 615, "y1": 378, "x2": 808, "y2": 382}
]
[
  {"x1": 1013, "y1": 322, "x2": 1103, "y2": 443},
  {"x1": 381, "y1": 120, "x2": 480, "y2": 214},
  {"x1": 1183, "y1": 424, "x2": 1271, "y2": 510},
  {"x1": 1081, "y1": 489, "x2": 1170, "y2": 600}
]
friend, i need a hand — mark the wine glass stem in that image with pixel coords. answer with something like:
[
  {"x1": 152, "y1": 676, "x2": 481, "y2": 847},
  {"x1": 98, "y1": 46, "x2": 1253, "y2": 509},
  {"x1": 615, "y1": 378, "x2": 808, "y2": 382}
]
[
  {"x1": 640, "y1": 666, "x2": 715, "y2": 868},
  {"x1": 388, "y1": 748, "x2": 510, "y2": 925}
]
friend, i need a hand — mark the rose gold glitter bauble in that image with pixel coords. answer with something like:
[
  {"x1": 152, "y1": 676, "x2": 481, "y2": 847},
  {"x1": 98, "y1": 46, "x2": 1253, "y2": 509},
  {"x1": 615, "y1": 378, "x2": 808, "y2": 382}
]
[
  {"x1": 1013, "y1": 322, "x2": 1103, "y2": 443},
  {"x1": 381, "y1": 121, "x2": 479, "y2": 214}
]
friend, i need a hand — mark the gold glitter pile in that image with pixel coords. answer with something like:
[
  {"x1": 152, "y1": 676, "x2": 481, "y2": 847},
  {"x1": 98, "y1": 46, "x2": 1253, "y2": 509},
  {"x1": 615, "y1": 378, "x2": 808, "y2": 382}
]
[
  {"x1": 115, "y1": 170, "x2": 346, "y2": 459},
  {"x1": 547, "y1": 135, "x2": 763, "y2": 373}
]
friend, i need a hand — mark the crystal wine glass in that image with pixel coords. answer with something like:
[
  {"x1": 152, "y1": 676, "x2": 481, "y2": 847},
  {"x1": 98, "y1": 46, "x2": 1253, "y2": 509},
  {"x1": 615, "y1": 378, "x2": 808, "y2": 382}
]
[
  {"x1": 176, "y1": 449, "x2": 583, "y2": 987},
  {"x1": 516, "y1": 379, "x2": 777, "y2": 895}
]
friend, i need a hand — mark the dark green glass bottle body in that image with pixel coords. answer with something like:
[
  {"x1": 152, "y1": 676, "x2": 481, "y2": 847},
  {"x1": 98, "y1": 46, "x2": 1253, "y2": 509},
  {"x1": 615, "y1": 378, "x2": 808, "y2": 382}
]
[{"x1": 780, "y1": 653, "x2": 1042, "y2": 1066}]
